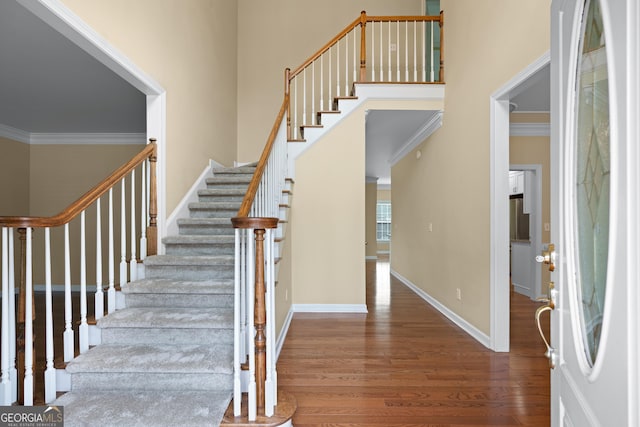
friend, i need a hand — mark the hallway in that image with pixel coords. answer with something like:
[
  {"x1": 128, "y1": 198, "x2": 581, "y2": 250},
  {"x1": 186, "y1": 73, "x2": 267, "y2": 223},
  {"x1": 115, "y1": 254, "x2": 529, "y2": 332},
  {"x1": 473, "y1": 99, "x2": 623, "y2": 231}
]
[{"x1": 277, "y1": 257, "x2": 550, "y2": 426}]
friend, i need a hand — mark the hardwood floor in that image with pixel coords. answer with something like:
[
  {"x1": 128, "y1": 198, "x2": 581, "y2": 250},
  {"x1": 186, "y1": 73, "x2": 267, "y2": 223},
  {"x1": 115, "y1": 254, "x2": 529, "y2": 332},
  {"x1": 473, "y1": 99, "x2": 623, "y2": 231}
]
[{"x1": 276, "y1": 257, "x2": 550, "y2": 426}]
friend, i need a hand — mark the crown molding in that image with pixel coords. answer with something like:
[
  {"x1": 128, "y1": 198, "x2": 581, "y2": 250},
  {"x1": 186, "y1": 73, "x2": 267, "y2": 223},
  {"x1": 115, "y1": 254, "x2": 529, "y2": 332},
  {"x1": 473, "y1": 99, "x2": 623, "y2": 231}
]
[
  {"x1": 30, "y1": 132, "x2": 146, "y2": 145},
  {"x1": 0, "y1": 123, "x2": 31, "y2": 144},
  {"x1": 0, "y1": 123, "x2": 145, "y2": 145},
  {"x1": 509, "y1": 122, "x2": 550, "y2": 137},
  {"x1": 388, "y1": 111, "x2": 443, "y2": 166}
]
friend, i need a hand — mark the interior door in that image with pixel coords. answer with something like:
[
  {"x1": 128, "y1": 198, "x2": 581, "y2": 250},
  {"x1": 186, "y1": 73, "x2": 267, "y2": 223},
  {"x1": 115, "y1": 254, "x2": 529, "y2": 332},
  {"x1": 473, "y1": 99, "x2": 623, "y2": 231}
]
[{"x1": 547, "y1": 0, "x2": 640, "y2": 426}]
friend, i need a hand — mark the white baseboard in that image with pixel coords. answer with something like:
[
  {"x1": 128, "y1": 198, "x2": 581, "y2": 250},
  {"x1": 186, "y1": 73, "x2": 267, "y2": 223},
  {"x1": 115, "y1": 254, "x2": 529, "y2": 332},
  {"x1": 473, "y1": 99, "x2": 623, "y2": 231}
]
[
  {"x1": 166, "y1": 160, "x2": 223, "y2": 237},
  {"x1": 276, "y1": 308, "x2": 295, "y2": 361},
  {"x1": 291, "y1": 304, "x2": 368, "y2": 313},
  {"x1": 365, "y1": 256, "x2": 377, "y2": 261},
  {"x1": 391, "y1": 269, "x2": 491, "y2": 349}
]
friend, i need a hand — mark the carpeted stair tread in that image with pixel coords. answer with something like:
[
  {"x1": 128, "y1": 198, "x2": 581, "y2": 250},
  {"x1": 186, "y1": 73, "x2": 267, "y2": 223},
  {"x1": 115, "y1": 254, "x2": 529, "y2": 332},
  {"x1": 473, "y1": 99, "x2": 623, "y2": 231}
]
[
  {"x1": 97, "y1": 307, "x2": 232, "y2": 329},
  {"x1": 122, "y1": 278, "x2": 234, "y2": 294},
  {"x1": 144, "y1": 254, "x2": 234, "y2": 266},
  {"x1": 163, "y1": 235, "x2": 235, "y2": 245},
  {"x1": 65, "y1": 343, "x2": 233, "y2": 374},
  {"x1": 53, "y1": 390, "x2": 231, "y2": 427}
]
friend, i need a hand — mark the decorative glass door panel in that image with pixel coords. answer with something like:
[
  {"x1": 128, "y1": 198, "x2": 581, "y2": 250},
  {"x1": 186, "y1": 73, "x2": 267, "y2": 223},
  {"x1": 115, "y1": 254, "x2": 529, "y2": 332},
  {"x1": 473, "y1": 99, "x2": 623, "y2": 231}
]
[{"x1": 573, "y1": 0, "x2": 610, "y2": 367}]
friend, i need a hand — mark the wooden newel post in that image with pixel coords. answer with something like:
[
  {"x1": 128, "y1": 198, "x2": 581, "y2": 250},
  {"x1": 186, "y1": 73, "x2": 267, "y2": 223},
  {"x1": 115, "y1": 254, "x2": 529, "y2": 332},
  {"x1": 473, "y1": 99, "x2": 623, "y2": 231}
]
[
  {"x1": 359, "y1": 11, "x2": 367, "y2": 82},
  {"x1": 147, "y1": 139, "x2": 158, "y2": 256},
  {"x1": 231, "y1": 216, "x2": 279, "y2": 415}
]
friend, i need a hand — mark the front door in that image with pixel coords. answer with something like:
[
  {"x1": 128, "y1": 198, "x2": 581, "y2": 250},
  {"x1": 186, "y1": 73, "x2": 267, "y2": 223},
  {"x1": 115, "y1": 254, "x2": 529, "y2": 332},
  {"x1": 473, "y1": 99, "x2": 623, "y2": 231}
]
[{"x1": 547, "y1": 0, "x2": 640, "y2": 425}]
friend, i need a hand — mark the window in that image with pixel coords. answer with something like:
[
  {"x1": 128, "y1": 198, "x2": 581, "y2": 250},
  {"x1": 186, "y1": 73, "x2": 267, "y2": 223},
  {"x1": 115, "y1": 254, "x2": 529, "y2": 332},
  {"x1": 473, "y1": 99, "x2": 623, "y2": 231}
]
[{"x1": 376, "y1": 201, "x2": 392, "y2": 241}]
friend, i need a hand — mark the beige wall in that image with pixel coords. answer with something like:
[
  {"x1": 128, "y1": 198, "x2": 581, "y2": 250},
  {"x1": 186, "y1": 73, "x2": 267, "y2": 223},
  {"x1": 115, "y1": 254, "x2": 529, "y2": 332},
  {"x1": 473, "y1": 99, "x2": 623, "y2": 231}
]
[
  {"x1": 290, "y1": 105, "x2": 367, "y2": 306},
  {"x1": 0, "y1": 137, "x2": 29, "y2": 216},
  {"x1": 62, "y1": 0, "x2": 238, "y2": 214},
  {"x1": 236, "y1": 0, "x2": 423, "y2": 163},
  {"x1": 509, "y1": 121, "x2": 551, "y2": 296},
  {"x1": 391, "y1": 0, "x2": 550, "y2": 335},
  {"x1": 365, "y1": 182, "x2": 378, "y2": 259}
]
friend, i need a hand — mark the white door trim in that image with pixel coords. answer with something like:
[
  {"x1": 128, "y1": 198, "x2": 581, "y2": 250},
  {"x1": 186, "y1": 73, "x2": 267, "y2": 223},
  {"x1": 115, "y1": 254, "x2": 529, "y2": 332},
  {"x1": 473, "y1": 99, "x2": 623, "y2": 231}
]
[
  {"x1": 17, "y1": 0, "x2": 167, "y2": 250},
  {"x1": 489, "y1": 51, "x2": 550, "y2": 352}
]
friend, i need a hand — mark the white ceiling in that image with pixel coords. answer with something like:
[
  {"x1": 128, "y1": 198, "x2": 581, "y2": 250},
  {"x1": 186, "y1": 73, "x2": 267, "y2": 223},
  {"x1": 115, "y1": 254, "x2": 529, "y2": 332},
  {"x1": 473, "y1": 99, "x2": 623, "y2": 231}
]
[
  {"x1": 0, "y1": 1, "x2": 145, "y2": 133},
  {"x1": 1, "y1": 2, "x2": 549, "y2": 186}
]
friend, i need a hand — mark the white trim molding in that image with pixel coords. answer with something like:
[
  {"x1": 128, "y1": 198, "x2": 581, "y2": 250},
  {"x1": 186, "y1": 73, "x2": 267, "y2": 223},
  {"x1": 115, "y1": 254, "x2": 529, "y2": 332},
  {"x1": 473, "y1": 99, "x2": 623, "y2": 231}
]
[
  {"x1": 291, "y1": 304, "x2": 368, "y2": 313},
  {"x1": 510, "y1": 122, "x2": 551, "y2": 137},
  {"x1": 389, "y1": 111, "x2": 443, "y2": 166},
  {"x1": 276, "y1": 308, "x2": 295, "y2": 360},
  {"x1": 391, "y1": 269, "x2": 491, "y2": 349},
  {"x1": 0, "y1": 123, "x2": 30, "y2": 143},
  {"x1": 30, "y1": 133, "x2": 146, "y2": 145}
]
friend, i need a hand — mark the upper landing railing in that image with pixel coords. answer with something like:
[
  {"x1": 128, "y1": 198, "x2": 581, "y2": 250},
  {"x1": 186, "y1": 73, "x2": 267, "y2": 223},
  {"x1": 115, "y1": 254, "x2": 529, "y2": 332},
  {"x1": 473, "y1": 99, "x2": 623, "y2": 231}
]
[
  {"x1": 232, "y1": 10, "x2": 444, "y2": 422},
  {"x1": 286, "y1": 10, "x2": 444, "y2": 140}
]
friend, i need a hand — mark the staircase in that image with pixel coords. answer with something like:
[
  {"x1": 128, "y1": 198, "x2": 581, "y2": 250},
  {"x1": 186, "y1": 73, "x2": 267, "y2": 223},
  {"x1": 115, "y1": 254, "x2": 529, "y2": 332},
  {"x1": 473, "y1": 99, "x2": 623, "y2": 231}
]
[{"x1": 52, "y1": 165, "x2": 257, "y2": 427}]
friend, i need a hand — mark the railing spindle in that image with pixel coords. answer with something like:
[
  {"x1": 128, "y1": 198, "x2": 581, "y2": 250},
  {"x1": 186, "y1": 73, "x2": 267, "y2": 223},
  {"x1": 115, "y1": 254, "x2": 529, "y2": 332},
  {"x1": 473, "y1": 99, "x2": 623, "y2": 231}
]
[
  {"x1": 95, "y1": 199, "x2": 104, "y2": 321},
  {"x1": 8, "y1": 229, "x2": 16, "y2": 403},
  {"x1": 140, "y1": 161, "x2": 147, "y2": 260},
  {"x1": 1, "y1": 228, "x2": 10, "y2": 404},
  {"x1": 120, "y1": 180, "x2": 127, "y2": 286},
  {"x1": 44, "y1": 228, "x2": 55, "y2": 403},
  {"x1": 23, "y1": 227, "x2": 33, "y2": 406},
  {"x1": 129, "y1": 170, "x2": 137, "y2": 282},
  {"x1": 63, "y1": 223, "x2": 74, "y2": 362},
  {"x1": 79, "y1": 212, "x2": 88, "y2": 354},
  {"x1": 108, "y1": 189, "x2": 116, "y2": 314}
]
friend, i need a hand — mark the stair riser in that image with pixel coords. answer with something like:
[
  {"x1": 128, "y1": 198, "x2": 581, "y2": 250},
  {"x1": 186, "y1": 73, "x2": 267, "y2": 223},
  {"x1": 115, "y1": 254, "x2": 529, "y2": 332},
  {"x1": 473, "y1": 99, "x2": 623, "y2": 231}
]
[
  {"x1": 198, "y1": 194, "x2": 245, "y2": 202},
  {"x1": 100, "y1": 328, "x2": 233, "y2": 346},
  {"x1": 145, "y1": 265, "x2": 234, "y2": 281},
  {"x1": 189, "y1": 209, "x2": 238, "y2": 219},
  {"x1": 164, "y1": 244, "x2": 234, "y2": 256},
  {"x1": 205, "y1": 181, "x2": 251, "y2": 190},
  {"x1": 70, "y1": 372, "x2": 233, "y2": 392},
  {"x1": 177, "y1": 225, "x2": 234, "y2": 236},
  {"x1": 123, "y1": 293, "x2": 233, "y2": 308}
]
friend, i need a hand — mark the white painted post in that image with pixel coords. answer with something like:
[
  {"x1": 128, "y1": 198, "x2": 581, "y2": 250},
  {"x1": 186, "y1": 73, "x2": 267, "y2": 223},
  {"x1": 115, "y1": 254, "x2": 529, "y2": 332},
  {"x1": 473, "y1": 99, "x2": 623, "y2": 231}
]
[
  {"x1": 44, "y1": 228, "x2": 56, "y2": 403},
  {"x1": 23, "y1": 227, "x2": 33, "y2": 406},
  {"x1": 8, "y1": 230, "x2": 16, "y2": 402},
  {"x1": 140, "y1": 162, "x2": 147, "y2": 260},
  {"x1": 63, "y1": 224, "x2": 74, "y2": 362},
  {"x1": 95, "y1": 199, "x2": 104, "y2": 321},
  {"x1": 1, "y1": 228, "x2": 11, "y2": 405},
  {"x1": 233, "y1": 228, "x2": 242, "y2": 416},
  {"x1": 108, "y1": 188, "x2": 116, "y2": 314},
  {"x1": 120, "y1": 180, "x2": 127, "y2": 286},
  {"x1": 129, "y1": 170, "x2": 137, "y2": 282},
  {"x1": 79, "y1": 212, "x2": 89, "y2": 354}
]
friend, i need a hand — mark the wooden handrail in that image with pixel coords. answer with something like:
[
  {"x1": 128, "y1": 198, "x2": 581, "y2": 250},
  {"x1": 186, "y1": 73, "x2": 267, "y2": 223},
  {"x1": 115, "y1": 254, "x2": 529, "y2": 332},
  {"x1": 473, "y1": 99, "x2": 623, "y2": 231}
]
[
  {"x1": 0, "y1": 140, "x2": 157, "y2": 229},
  {"x1": 234, "y1": 96, "x2": 289, "y2": 219},
  {"x1": 288, "y1": 11, "x2": 444, "y2": 81}
]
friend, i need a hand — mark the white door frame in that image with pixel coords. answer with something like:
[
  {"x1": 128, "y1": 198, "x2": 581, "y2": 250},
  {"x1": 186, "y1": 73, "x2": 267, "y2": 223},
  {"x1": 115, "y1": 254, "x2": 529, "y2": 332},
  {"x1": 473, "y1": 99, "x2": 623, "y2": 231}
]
[
  {"x1": 18, "y1": 0, "x2": 167, "y2": 251},
  {"x1": 489, "y1": 51, "x2": 550, "y2": 352}
]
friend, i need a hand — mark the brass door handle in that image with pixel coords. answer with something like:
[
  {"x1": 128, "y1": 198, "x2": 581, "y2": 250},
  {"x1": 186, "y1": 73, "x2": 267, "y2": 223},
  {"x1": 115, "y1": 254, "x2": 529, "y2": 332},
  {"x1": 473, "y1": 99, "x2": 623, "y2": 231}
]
[
  {"x1": 535, "y1": 243, "x2": 556, "y2": 271},
  {"x1": 535, "y1": 282, "x2": 558, "y2": 369}
]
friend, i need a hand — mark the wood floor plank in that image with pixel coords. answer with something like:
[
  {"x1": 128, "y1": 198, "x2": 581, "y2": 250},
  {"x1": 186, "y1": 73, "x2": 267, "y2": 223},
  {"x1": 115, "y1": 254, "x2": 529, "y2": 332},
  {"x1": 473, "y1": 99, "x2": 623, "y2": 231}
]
[{"x1": 276, "y1": 257, "x2": 550, "y2": 426}]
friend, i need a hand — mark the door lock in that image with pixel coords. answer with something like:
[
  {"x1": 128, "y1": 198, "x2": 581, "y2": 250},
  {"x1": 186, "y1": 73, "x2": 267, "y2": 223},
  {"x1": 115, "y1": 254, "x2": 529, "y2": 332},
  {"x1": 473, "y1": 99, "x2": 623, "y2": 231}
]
[
  {"x1": 535, "y1": 281, "x2": 558, "y2": 369},
  {"x1": 535, "y1": 243, "x2": 556, "y2": 271}
]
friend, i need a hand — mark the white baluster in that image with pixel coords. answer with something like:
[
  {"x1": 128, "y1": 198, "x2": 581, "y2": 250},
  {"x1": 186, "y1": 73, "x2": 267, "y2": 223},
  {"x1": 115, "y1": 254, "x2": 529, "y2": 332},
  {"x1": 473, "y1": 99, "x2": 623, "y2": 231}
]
[
  {"x1": 130, "y1": 170, "x2": 137, "y2": 282},
  {"x1": 388, "y1": 22, "x2": 392, "y2": 81},
  {"x1": 396, "y1": 21, "x2": 400, "y2": 81},
  {"x1": 247, "y1": 230, "x2": 256, "y2": 421},
  {"x1": 293, "y1": 78, "x2": 298, "y2": 139},
  {"x1": 430, "y1": 21, "x2": 435, "y2": 82},
  {"x1": 405, "y1": 21, "x2": 409, "y2": 82},
  {"x1": 311, "y1": 62, "x2": 315, "y2": 124},
  {"x1": 1, "y1": 228, "x2": 11, "y2": 404},
  {"x1": 353, "y1": 27, "x2": 357, "y2": 83},
  {"x1": 108, "y1": 189, "x2": 116, "y2": 314},
  {"x1": 23, "y1": 227, "x2": 33, "y2": 405},
  {"x1": 380, "y1": 22, "x2": 384, "y2": 80},
  {"x1": 8, "y1": 230, "x2": 16, "y2": 402},
  {"x1": 140, "y1": 162, "x2": 147, "y2": 260},
  {"x1": 79, "y1": 212, "x2": 89, "y2": 354},
  {"x1": 120, "y1": 180, "x2": 127, "y2": 286},
  {"x1": 233, "y1": 228, "x2": 242, "y2": 416},
  {"x1": 372, "y1": 21, "x2": 376, "y2": 80},
  {"x1": 320, "y1": 55, "x2": 324, "y2": 111},
  {"x1": 264, "y1": 228, "x2": 275, "y2": 416},
  {"x1": 328, "y1": 47, "x2": 332, "y2": 109},
  {"x1": 44, "y1": 228, "x2": 56, "y2": 403},
  {"x1": 413, "y1": 21, "x2": 418, "y2": 82},
  {"x1": 344, "y1": 34, "x2": 348, "y2": 94},
  {"x1": 63, "y1": 223, "x2": 74, "y2": 362},
  {"x1": 95, "y1": 199, "x2": 104, "y2": 321},
  {"x1": 336, "y1": 40, "x2": 340, "y2": 98}
]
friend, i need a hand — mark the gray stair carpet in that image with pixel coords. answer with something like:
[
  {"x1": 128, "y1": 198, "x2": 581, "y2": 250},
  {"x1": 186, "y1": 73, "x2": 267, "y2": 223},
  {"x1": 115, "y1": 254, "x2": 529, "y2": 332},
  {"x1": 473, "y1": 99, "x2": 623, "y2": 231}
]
[{"x1": 53, "y1": 165, "x2": 255, "y2": 427}]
